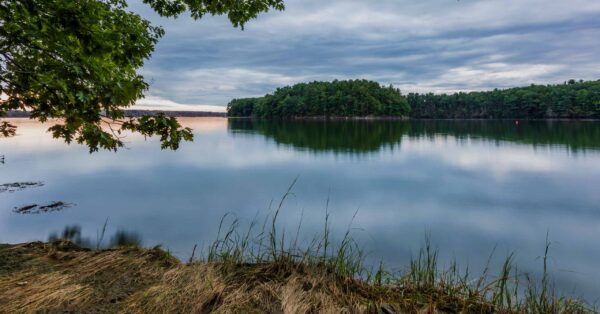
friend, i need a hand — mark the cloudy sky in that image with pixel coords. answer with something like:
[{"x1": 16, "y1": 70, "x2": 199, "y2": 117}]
[{"x1": 130, "y1": 0, "x2": 600, "y2": 111}]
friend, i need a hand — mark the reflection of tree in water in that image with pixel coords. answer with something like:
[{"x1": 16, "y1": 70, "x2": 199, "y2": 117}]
[
  {"x1": 229, "y1": 119, "x2": 410, "y2": 154},
  {"x1": 48, "y1": 225, "x2": 142, "y2": 249},
  {"x1": 406, "y1": 120, "x2": 600, "y2": 153},
  {"x1": 229, "y1": 119, "x2": 600, "y2": 154}
]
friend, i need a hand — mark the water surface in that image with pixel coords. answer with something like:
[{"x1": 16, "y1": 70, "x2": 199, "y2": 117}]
[{"x1": 1, "y1": 118, "x2": 599, "y2": 299}]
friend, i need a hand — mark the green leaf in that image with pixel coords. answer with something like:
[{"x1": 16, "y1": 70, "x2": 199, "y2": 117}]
[{"x1": 0, "y1": 0, "x2": 282, "y2": 151}]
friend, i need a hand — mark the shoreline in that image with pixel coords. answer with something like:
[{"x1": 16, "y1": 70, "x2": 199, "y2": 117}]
[
  {"x1": 0, "y1": 239, "x2": 593, "y2": 313},
  {"x1": 6, "y1": 111, "x2": 600, "y2": 121},
  {"x1": 227, "y1": 116, "x2": 600, "y2": 121},
  {"x1": 0, "y1": 179, "x2": 595, "y2": 312},
  {"x1": 3, "y1": 110, "x2": 226, "y2": 118}
]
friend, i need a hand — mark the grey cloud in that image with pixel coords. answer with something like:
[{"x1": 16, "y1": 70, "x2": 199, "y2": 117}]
[{"x1": 128, "y1": 0, "x2": 600, "y2": 106}]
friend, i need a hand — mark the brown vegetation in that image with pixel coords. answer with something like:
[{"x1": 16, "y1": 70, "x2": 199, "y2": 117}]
[{"x1": 0, "y1": 240, "x2": 593, "y2": 313}]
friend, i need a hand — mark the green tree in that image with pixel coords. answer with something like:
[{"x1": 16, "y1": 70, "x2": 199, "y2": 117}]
[
  {"x1": 407, "y1": 80, "x2": 600, "y2": 120},
  {"x1": 226, "y1": 80, "x2": 411, "y2": 118},
  {"x1": 0, "y1": 0, "x2": 284, "y2": 151}
]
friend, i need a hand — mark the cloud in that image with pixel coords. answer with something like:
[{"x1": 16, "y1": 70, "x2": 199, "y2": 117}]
[
  {"x1": 397, "y1": 63, "x2": 567, "y2": 94},
  {"x1": 127, "y1": 0, "x2": 600, "y2": 108},
  {"x1": 135, "y1": 96, "x2": 226, "y2": 112}
]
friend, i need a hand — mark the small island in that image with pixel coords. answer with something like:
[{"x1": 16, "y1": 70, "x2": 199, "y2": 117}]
[
  {"x1": 227, "y1": 80, "x2": 411, "y2": 118},
  {"x1": 228, "y1": 79, "x2": 600, "y2": 119}
]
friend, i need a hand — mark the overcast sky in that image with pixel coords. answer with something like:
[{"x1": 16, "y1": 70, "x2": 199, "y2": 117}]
[{"x1": 130, "y1": 0, "x2": 600, "y2": 111}]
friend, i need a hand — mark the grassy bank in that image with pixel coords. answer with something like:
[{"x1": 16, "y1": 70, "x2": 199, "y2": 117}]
[
  {"x1": 1, "y1": 187, "x2": 595, "y2": 313},
  {"x1": 0, "y1": 239, "x2": 593, "y2": 313}
]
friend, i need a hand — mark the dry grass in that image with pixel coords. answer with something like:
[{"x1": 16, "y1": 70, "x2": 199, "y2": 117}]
[
  {"x1": 0, "y1": 240, "x2": 594, "y2": 314},
  {"x1": 0, "y1": 183, "x2": 594, "y2": 313},
  {"x1": 0, "y1": 241, "x2": 373, "y2": 313},
  {"x1": 0, "y1": 241, "x2": 176, "y2": 313}
]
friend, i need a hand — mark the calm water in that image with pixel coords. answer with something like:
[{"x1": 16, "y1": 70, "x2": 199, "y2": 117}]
[{"x1": 1, "y1": 118, "x2": 600, "y2": 299}]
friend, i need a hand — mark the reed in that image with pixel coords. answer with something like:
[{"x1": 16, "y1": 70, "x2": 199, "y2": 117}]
[
  {"x1": 200, "y1": 182, "x2": 594, "y2": 313},
  {"x1": 7, "y1": 183, "x2": 594, "y2": 313}
]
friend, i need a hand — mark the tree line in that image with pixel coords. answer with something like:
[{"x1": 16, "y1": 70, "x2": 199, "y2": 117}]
[
  {"x1": 227, "y1": 80, "x2": 411, "y2": 118},
  {"x1": 228, "y1": 79, "x2": 600, "y2": 119},
  {"x1": 407, "y1": 80, "x2": 600, "y2": 119}
]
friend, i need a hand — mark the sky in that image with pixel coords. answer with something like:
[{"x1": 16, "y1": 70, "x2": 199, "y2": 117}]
[{"x1": 130, "y1": 0, "x2": 600, "y2": 111}]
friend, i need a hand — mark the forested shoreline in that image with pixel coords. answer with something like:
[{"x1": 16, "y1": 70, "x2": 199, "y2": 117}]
[
  {"x1": 228, "y1": 79, "x2": 600, "y2": 119},
  {"x1": 408, "y1": 79, "x2": 600, "y2": 119},
  {"x1": 227, "y1": 80, "x2": 410, "y2": 118}
]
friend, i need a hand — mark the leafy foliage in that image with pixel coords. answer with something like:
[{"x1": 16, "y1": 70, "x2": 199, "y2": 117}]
[
  {"x1": 229, "y1": 79, "x2": 600, "y2": 120},
  {"x1": 0, "y1": 0, "x2": 284, "y2": 151},
  {"x1": 407, "y1": 79, "x2": 600, "y2": 119},
  {"x1": 142, "y1": 0, "x2": 284, "y2": 29},
  {"x1": 227, "y1": 80, "x2": 411, "y2": 118},
  {"x1": 0, "y1": 121, "x2": 16, "y2": 137},
  {"x1": 122, "y1": 113, "x2": 193, "y2": 150}
]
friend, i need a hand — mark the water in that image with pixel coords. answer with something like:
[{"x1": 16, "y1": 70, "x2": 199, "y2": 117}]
[{"x1": 1, "y1": 118, "x2": 599, "y2": 299}]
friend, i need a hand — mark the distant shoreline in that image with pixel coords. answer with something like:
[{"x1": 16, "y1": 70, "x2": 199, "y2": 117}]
[
  {"x1": 4, "y1": 110, "x2": 226, "y2": 118},
  {"x1": 5, "y1": 111, "x2": 598, "y2": 121},
  {"x1": 227, "y1": 116, "x2": 409, "y2": 120},
  {"x1": 226, "y1": 116, "x2": 600, "y2": 121}
]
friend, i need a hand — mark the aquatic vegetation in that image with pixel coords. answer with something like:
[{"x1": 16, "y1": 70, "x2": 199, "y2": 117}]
[
  {"x1": 0, "y1": 155, "x2": 74, "y2": 214},
  {"x1": 0, "y1": 179, "x2": 594, "y2": 312},
  {"x1": 13, "y1": 201, "x2": 73, "y2": 214},
  {"x1": 0, "y1": 216, "x2": 593, "y2": 313},
  {"x1": 0, "y1": 181, "x2": 44, "y2": 194},
  {"x1": 199, "y1": 184, "x2": 594, "y2": 313}
]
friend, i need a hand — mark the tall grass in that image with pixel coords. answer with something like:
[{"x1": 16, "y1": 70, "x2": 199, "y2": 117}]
[
  {"x1": 203, "y1": 181, "x2": 594, "y2": 313},
  {"x1": 44, "y1": 181, "x2": 594, "y2": 313},
  {"x1": 206, "y1": 179, "x2": 368, "y2": 280}
]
